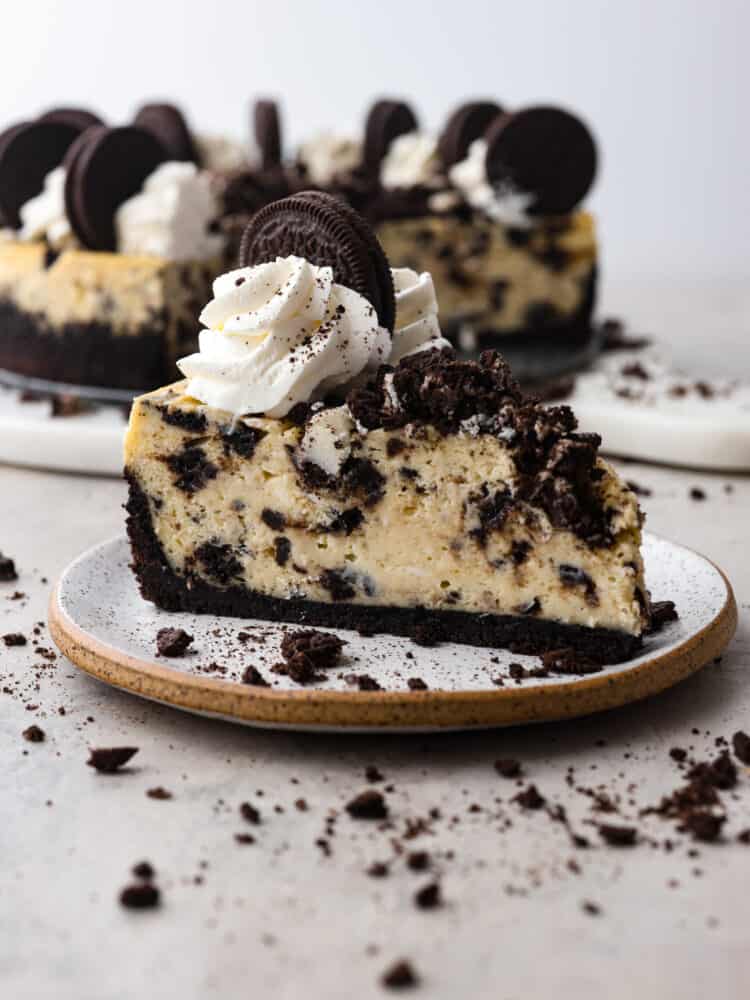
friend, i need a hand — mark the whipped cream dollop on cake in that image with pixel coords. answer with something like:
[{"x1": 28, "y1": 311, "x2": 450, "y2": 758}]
[
  {"x1": 18, "y1": 166, "x2": 73, "y2": 249},
  {"x1": 449, "y1": 139, "x2": 534, "y2": 228},
  {"x1": 380, "y1": 133, "x2": 443, "y2": 190},
  {"x1": 116, "y1": 161, "x2": 222, "y2": 260},
  {"x1": 178, "y1": 256, "x2": 449, "y2": 419},
  {"x1": 298, "y1": 133, "x2": 363, "y2": 186},
  {"x1": 178, "y1": 255, "x2": 391, "y2": 418}
]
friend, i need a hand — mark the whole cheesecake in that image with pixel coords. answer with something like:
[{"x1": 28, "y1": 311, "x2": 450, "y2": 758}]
[{"x1": 124, "y1": 193, "x2": 648, "y2": 663}]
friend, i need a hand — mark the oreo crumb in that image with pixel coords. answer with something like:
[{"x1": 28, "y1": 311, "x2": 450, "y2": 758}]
[
  {"x1": 87, "y1": 747, "x2": 139, "y2": 773},
  {"x1": 381, "y1": 960, "x2": 419, "y2": 990},
  {"x1": 406, "y1": 851, "x2": 430, "y2": 872},
  {"x1": 689, "y1": 487, "x2": 706, "y2": 501},
  {"x1": 414, "y1": 881, "x2": 442, "y2": 910},
  {"x1": 732, "y1": 730, "x2": 750, "y2": 765},
  {"x1": 0, "y1": 552, "x2": 18, "y2": 582},
  {"x1": 242, "y1": 665, "x2": 270, "y2": 687},
  {"x1": 240, "y1": 802, "x2": 261, "y2": 825},
  {"x1": 648, "y1": 601, "x2": 679, "y2": 633},
  {"x1": 352, "y1": 673, "x2": 382, "y2": 691},
  {"x1": 669, "y1": 747, "x2": 688, "y2": 763},
  {"x1": 147, "y1": 787, "x2": 172, "y2": 800},
  {"x1": 156, "y1": 627, "x2": 193, "y2": 657},
  {"x1": 495, "y1": 759, "x2": 522, "y2": 779},
  {"x1": 3, "y1": 632, "x2": 27, "y2": 647},
  {"x1": 235, "y1": 833, "x2": 256, "y2": 845},
  {"x1": 119, "y1": 883, "x2": 160, "y2": 910},
  {"x1": 582, "y1": 900, "x2": 602, "y2": 916},
  {"x1": 346, "y1": 789, "x2": 388, "y2": 820},
  {"x1": 132, "y1": 861, "x2": 155, "y2": 880},
  {"x1": 407, "y1": 677, "x2": 428, "y2": 691},
  {"x1": 22, "y1": 724, "x2": 45, "y2": 743},
  {"x1": 514, "y1": 785, "x2": 545, "y2": 810},
  {"x1": 598, "y1": 823, "x2": 638, "y2": 847},
  {"x1": 365, "y1": 765, "x2": 384, "y2": 783},
  {"x1": 367, "y1": 861, "x2": 389, "y2": 878}
]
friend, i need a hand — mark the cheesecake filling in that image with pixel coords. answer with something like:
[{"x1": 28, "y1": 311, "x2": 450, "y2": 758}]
[{"x1": 124, "y1": 381, "x2": 647, "y2": 637}]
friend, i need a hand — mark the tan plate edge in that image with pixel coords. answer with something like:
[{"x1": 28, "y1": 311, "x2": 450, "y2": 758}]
[{"x1": 48, "y1": 563, "x2": 738, "y2": 731}]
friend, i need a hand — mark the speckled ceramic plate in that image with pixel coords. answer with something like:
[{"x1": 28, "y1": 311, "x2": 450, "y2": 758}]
[{"x1": 49, "y1": 533, "x2": 737, "y2": 732}]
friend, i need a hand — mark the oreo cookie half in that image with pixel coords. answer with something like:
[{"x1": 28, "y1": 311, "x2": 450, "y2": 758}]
[
  {"x1": 0, "y1": 120, "x2": 81, "y2": 228},
  {"x1": 484, "y1": 106, "x2": 597, "y2": 216},
  {"x1": 39, "y1": 108, "x2": 104, "y2": 132},
  {"x1": 437, "y1": 100, "x2": 503, "y2": 168},
  {"x1": 363, "y1": 99, "x2": 418, "y2": 173},
  {"x1": 239, "y1": 190, "x2": 395, "y2": 330},
  {"x1": 254, "y1": 99, "x2": 282, "y2": 170},
  {"x1": 133, "y1": 102, "x2": 199, "y2": 164},
  {"x1": 64, "y1": 126, "x2": 168, "y2": 251}
]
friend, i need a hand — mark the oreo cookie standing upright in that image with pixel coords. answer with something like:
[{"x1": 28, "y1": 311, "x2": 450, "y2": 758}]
[
  {"x1": 484, "y1": 106, "x2": 597, "y2": 217},
  {"x1": 253, "y1": 100, "x2": 282, "y2": 171},
  {"x1": 64, "y1": 126, "x2": 168, "y2": 251},
  {"x1": 239, "y1": 190, "x2": 395, "y2": 331},
  {"x1": 363, "y1": 99, "x2": 418, "y2": 174},
  {"x1": 437, "y1": 100, "x2": 503, "y2": 168},
  {"x1": 134, "y1": 103, "x2": 200, "y2": 165},
  {"x1": 0, "y1": 120, "x2": 81, "y2": 229},
  {"x1": 39, "y1": 108, "x2": 104, "y2": 133}
]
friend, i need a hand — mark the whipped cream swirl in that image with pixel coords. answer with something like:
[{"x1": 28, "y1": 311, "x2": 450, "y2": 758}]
[
  {"x1": 450, "y1": 139, "x2": 535, "y2": 228},
  {"x1": 19, "y1": 166, "x2": 73, "y2": 249},
  {"x1": 298, "y1": 132, "x2": 362, "y2": 186},
  {"x1": 380, "y1": 132, "x2": 443, "y2": 190},
  {"x1": 116, "y1": 162, "x2": 223, "y2": 260},
  {"x1": 390, "y1": 268, "x2": 451, "y2": 363},
  {"x1": 178, "y1": 256, "x2": 391, "y2": 418}
]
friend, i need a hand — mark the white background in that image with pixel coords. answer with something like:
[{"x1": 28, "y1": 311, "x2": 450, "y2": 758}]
[{"x1": 1, "y1": 0, "x2": 748, "y2": 283}]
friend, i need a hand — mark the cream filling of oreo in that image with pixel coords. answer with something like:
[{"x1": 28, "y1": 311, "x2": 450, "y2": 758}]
[
  {"x1": 18, "y1": 166, "x2": 73, "y2": 250},
  {"x1": 450, "y1": 139, "x2": 534, "y2": 228},
  {"x1": 380, "y1": 132, "x2": 444, "y2": 190}
]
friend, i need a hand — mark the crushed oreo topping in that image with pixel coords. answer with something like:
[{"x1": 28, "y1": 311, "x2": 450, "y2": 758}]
[
  {"x1": 22, "y1": 724, "x2": 45, "y2": 743},
  {"x1": 0, "y1": 551, "x2": 18, "y2": 582},
  {"x1": 346, "y1": 789, "x2": 388, "y2": 820},
  {"x1": 348, "y1": 352, "x2": 613, "y2": 545},
  {"x1": 242, "y1": 665, "x2": 270, "y2": 687}
]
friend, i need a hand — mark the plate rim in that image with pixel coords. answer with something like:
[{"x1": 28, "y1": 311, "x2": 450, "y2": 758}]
[{"x1": 48, "y1": 533, "x2": 738, "y2": 731}]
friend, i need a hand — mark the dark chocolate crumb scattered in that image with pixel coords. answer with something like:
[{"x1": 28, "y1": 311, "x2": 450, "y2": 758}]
[
  {"x1": 3, "y1": 632, "x2": 27, "y2": 647},
  {"x1": 240, "y1": 802, "x2": 261, "y2": 825},
  {"x1": 598, "y1": 823, "x2": 638, "y2": 847},
  {"x1": 156, "y1": 627, "x2": 194, "y2": 657},
  {"x1": 367, "y1": 861, "x2": 389, "y2": 878},
  {"x1": 346, "y1": 789, "x2": 388, "y2": 820},
  {"x1": 147, "y1": 787, "x2": 173, "y2": 800},
  {"x1": 406, "y1": 851, "x2": 430, "y2": 872},
  {"x1": 132, "y1": 861, "x2": 155, "y2": 880},
  {"x1": 235, "y1": 833, "x2": 256, "y2": 845},
  {"x1": 514, "y1": 785, "x2": 546, "y2": 810},
  {"x1": 414, "y1": 881, "x2": 442, "y2": 910},
  {"x1": 353, "y1": 673, "x2": 382, "y2": 691},
  {"x1": 682, "y1": 811, "x2": 725, "y2": 843},
  {"x1": 731, "y1": 730, "x2": 750, "y2": 765},
  {"x1": 582, "y1": 900, "x2": 602, "y2": 916},
  {"x1": 119, "y1": 883, "x2": 160, "y2": 910},
  {"x1": 365, "y1": 765, "x2": 384, "y2": 783},
  {"x1": 242, "y1": 665, "x2": 270, "y2": 687},
  {"x1": 381, "y1": 959, "x2": 419, "y2": 990},
  {"x1": 0, "y1": 552, "x2": 18, "y2": 582},
  {"x1": 87, "y1": 747, "x2": 139, "y2": 773},
  {"x1": 22, "y1": 724, "x2": 45, "y2": 743},
  {"x1": 669, "y1": 747, "x2": 688, "y2": 763},
  {"x1": 495, "y1": 759, "x2": 522, "y2": 779},
  {"x1": 407, "y1": 677, "x2": 428, "y2": 691},
  {"x1": 689, "y1": 487, "x2": 706, "y2": 501}
]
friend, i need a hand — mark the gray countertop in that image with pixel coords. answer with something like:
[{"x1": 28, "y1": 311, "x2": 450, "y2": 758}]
[{"x1": 1, "y1": 280, "x2": 749, "y2": 1000}]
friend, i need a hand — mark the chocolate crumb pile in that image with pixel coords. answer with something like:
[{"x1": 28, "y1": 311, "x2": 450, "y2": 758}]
[
  {"x1": 156, "y1": 627, "x2": 194, "y2": 657},
  {"x1": 274, "y1": 629, "x2": 346, "y2": 685}
]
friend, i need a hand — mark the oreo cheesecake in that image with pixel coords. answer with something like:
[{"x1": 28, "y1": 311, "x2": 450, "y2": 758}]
[
  {"x1": 0, "y1": 105, "x2": 225, "y2": 390},
  {"x1": 219, "y1": 98, "x2": 598, "y2": 352},
  {"x1": 124, "y1": 194, "x2": 648, "y2": 663}
]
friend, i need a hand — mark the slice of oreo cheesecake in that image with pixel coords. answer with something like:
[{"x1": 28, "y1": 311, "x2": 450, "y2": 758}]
[
  {"x1": 124, "y1": 193, "x2": 649, "y2": 663},
  {"x1": 0, "y1": 110, "x2": 224, "y2": 389}
]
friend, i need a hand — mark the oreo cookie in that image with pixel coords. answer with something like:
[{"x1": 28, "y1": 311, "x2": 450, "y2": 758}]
[
  {"x1": 0, "y1": 120, "x2": 81, "y2": 229},
  {"x1": 39, "y1": 108, "x2": 104, "y2": 132},
  {"x1": 484, "y1": 106, "x2": 597, "y2": 216},
  {"x1": 437, "y1": 100, "x2": 503, "y2": 168},
  {"x1": 133, "y1": 102, "x2": 199, "y2": 164},
  {"x1": 64, "y1": 126, "x2": 168, "y2": 251},
  {"x1": 239, "y1": 191, "x2": 395, "y2": 330},
  {"x1": 254, "y1": 100, "x2": 281, "y2": 170},
  {"x1": 363, "y1": 99, "x2": 418, "y2": 173}
]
